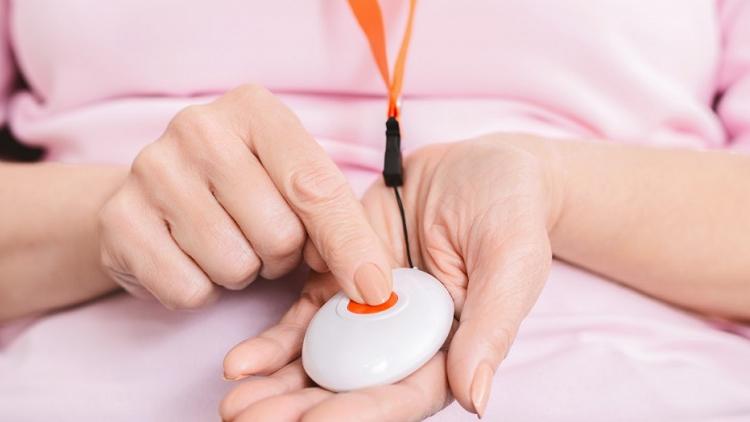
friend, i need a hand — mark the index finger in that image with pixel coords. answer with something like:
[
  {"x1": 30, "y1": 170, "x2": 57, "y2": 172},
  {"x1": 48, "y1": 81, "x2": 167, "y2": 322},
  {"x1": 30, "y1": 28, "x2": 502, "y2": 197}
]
[{"x1": 216, "y1": 85, "x2": 393, "y2": 305}]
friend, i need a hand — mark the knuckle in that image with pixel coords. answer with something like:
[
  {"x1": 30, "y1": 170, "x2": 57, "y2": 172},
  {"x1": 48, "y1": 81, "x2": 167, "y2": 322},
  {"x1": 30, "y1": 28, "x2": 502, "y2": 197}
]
[
  {"x1": 260, "y1": 219, "x2": 306, "y2": 260},
  {"x1": 165, "y1": 281, "x2": 215, "y2": 310},
  {"x1": 232, "y1": 83, "x2": 271, "y2": 105},
  {"x1": 288, "y1": 161, "x2": 350, "y2": 209},
  {"x1": 168, "y1": 104, "x2": 220, "y2": 141},
  {"x1": 259, "y1": 255, "x2": 301, "y2": 281},
  {"x1": 166, "y1": 105, "x2": 238, "y2": 171},
  {"x1": 214, "y1": 251, "x2": 261, "y2": 289},
  {"x1": 223, "y1": 84, "x2": 275, "y2": 132},
  {"x1": 171, "y1": 104, "x2": 210, "y2": 128},
  {"x1": 131, "y1": 142, "x2": 172, "y2": 180}
]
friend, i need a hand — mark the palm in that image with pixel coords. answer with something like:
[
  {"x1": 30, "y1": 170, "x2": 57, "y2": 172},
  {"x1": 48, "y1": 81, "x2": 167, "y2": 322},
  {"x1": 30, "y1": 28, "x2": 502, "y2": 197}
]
[
  {"x1": 219, "y1": 178, "x2": 461, "y2": 421},
  {"x1": 221, "y1": 138, "x2": 554, "y2": 421},
  {"x1": 220, "y1": 271, "x2": 454, "y2": 421}
]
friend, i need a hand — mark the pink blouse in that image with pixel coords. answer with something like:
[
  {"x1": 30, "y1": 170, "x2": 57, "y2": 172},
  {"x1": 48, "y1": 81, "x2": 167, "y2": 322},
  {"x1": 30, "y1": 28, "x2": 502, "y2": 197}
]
[
  {"x1": 1, "y1": 0, "x2": 750, "y2": 167},
  {"x1": 1, "y1": 1, "x2": 749, "y2": 420}
]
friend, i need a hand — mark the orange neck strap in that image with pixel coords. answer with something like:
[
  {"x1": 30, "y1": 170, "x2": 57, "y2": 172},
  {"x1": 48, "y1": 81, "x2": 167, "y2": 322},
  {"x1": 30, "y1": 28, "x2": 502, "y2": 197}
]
[{"x1": 347, "y1": 0, "x2": 418, "y2": 119}]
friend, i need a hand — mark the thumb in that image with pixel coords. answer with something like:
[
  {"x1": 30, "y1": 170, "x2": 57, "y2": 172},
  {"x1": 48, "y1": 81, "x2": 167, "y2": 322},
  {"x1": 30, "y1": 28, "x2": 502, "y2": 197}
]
[{"x1": 447, "y1": 227, "x2": 551, "y2": 418}]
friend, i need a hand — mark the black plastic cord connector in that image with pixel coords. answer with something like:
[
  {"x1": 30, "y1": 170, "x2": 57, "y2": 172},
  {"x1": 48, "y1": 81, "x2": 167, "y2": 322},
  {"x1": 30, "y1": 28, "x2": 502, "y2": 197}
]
[
  {"x1": 383, "y1": 117, "x2": 403, "y2": 187},
  {"x1": 382, "y1": 116, "x2": 414, "y2": 267}
]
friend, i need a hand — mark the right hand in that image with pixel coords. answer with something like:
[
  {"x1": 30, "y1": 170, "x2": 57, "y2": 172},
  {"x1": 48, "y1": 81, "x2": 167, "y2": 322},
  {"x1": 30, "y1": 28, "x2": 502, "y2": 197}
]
[{"x1": 97, "y1": 84, "x2": 393, "y2": 309}]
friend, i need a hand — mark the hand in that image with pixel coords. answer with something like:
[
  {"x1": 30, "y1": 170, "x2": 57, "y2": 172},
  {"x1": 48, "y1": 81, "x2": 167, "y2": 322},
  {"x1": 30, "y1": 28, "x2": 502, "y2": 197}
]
[
  {"x1": 97, "y1": 84, "x2": 393, "y2": 309},
  {"x1": 221, "y1": 134, "x2": 563, "y2": 420}
]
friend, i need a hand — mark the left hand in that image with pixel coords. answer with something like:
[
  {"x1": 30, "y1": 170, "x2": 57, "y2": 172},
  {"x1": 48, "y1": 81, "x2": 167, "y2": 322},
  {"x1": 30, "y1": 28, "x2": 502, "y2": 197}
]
[{"x1": 220, "y1": 134, "x2": 563, "y2": 421}]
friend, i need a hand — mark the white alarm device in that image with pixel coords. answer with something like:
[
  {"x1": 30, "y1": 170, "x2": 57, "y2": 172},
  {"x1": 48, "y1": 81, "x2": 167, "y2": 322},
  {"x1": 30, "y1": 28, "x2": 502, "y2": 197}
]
[{"x1": 302, "y1": 268, "x2": 454, "y2": 392}]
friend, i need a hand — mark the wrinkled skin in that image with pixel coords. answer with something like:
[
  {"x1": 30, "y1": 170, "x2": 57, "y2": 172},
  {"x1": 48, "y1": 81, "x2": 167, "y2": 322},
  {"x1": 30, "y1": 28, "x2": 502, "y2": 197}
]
[
  {"x1": 222, "y1": 135, "x2": 561, "y2": 421},
  {"x1": 97, "y1": 84, "x2": 394, "y2": 311}
]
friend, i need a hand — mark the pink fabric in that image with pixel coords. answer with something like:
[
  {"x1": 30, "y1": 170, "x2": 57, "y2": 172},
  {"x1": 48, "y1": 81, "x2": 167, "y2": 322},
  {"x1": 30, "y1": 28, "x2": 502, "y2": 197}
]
[
  {"x1": 2, "y1": 0, "x2": 738, "y2": 165},
  {"x1": 0, "y1": 0, "x2": 11, "y2": 125},
  {"x1": 2, "y1": 1, "x2": 750, "y2": 420},
  {"x1": 718, "y1": 0, "x2": 750, "y2": 149}
]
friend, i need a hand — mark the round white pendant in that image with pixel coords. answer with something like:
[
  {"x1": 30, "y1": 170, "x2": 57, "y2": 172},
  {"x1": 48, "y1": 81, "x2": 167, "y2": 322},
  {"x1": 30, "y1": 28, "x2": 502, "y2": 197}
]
[{"x1": 302, "y1": 268, "x2": 454, "y2": 392}]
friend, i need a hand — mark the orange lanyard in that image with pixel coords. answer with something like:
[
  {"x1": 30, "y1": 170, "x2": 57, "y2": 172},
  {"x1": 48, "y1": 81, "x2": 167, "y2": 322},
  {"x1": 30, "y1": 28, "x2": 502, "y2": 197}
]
[
  {"x1": 347, "y1": 0, "x2": 418, "y2": 119},
  {"x1": 348, "y1": 0, "x2": 418, "y2": 268}
]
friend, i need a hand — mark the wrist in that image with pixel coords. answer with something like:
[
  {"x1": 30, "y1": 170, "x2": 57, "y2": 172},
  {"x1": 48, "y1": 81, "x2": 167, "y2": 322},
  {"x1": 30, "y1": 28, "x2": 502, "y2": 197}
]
[
  {"x1": 490, "y1": 133, "x2": 567, "y2": 234},
  {"x1": 0, "y1": 164, "x2": 129, "y2": 321}
]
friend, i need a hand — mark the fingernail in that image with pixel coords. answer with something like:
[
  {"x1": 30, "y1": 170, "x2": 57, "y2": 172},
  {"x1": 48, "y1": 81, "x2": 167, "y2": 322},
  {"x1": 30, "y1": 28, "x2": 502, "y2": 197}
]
[
  {"x1": 222, "y1": 373, "x2": 244, "y2": 382},
  {"x1": 471, "y1": 361, "x2": 494, "y2": 418},
  {"x1": 354, "y1": 263, "x2": 391, "y2": 305}
]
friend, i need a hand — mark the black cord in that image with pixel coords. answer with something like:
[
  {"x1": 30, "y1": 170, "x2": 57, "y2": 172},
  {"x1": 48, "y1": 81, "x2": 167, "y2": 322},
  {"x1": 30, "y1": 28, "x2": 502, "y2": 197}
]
[
  {"x1": 383, "y1": 117, "x2": 414, "y2": 268},
  {"x1": 393, "y1": 186, "x2": 414, "y2": 268}
]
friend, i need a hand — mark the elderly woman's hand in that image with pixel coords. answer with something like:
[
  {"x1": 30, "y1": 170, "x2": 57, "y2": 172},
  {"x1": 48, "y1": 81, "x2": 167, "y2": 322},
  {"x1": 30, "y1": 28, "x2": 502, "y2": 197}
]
[
  {"x1": 97, "y1": 84, "x2": 393, "y2": 309},
  {"x1": 220, "y1": 134, "x2": 563, "y2": 420}
]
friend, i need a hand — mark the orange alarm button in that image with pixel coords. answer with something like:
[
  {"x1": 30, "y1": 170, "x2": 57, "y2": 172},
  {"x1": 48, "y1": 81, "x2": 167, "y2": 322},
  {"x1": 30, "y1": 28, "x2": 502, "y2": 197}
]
[{"x1": 347, "y1": 292, "x2": 399, "y2": 314}]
